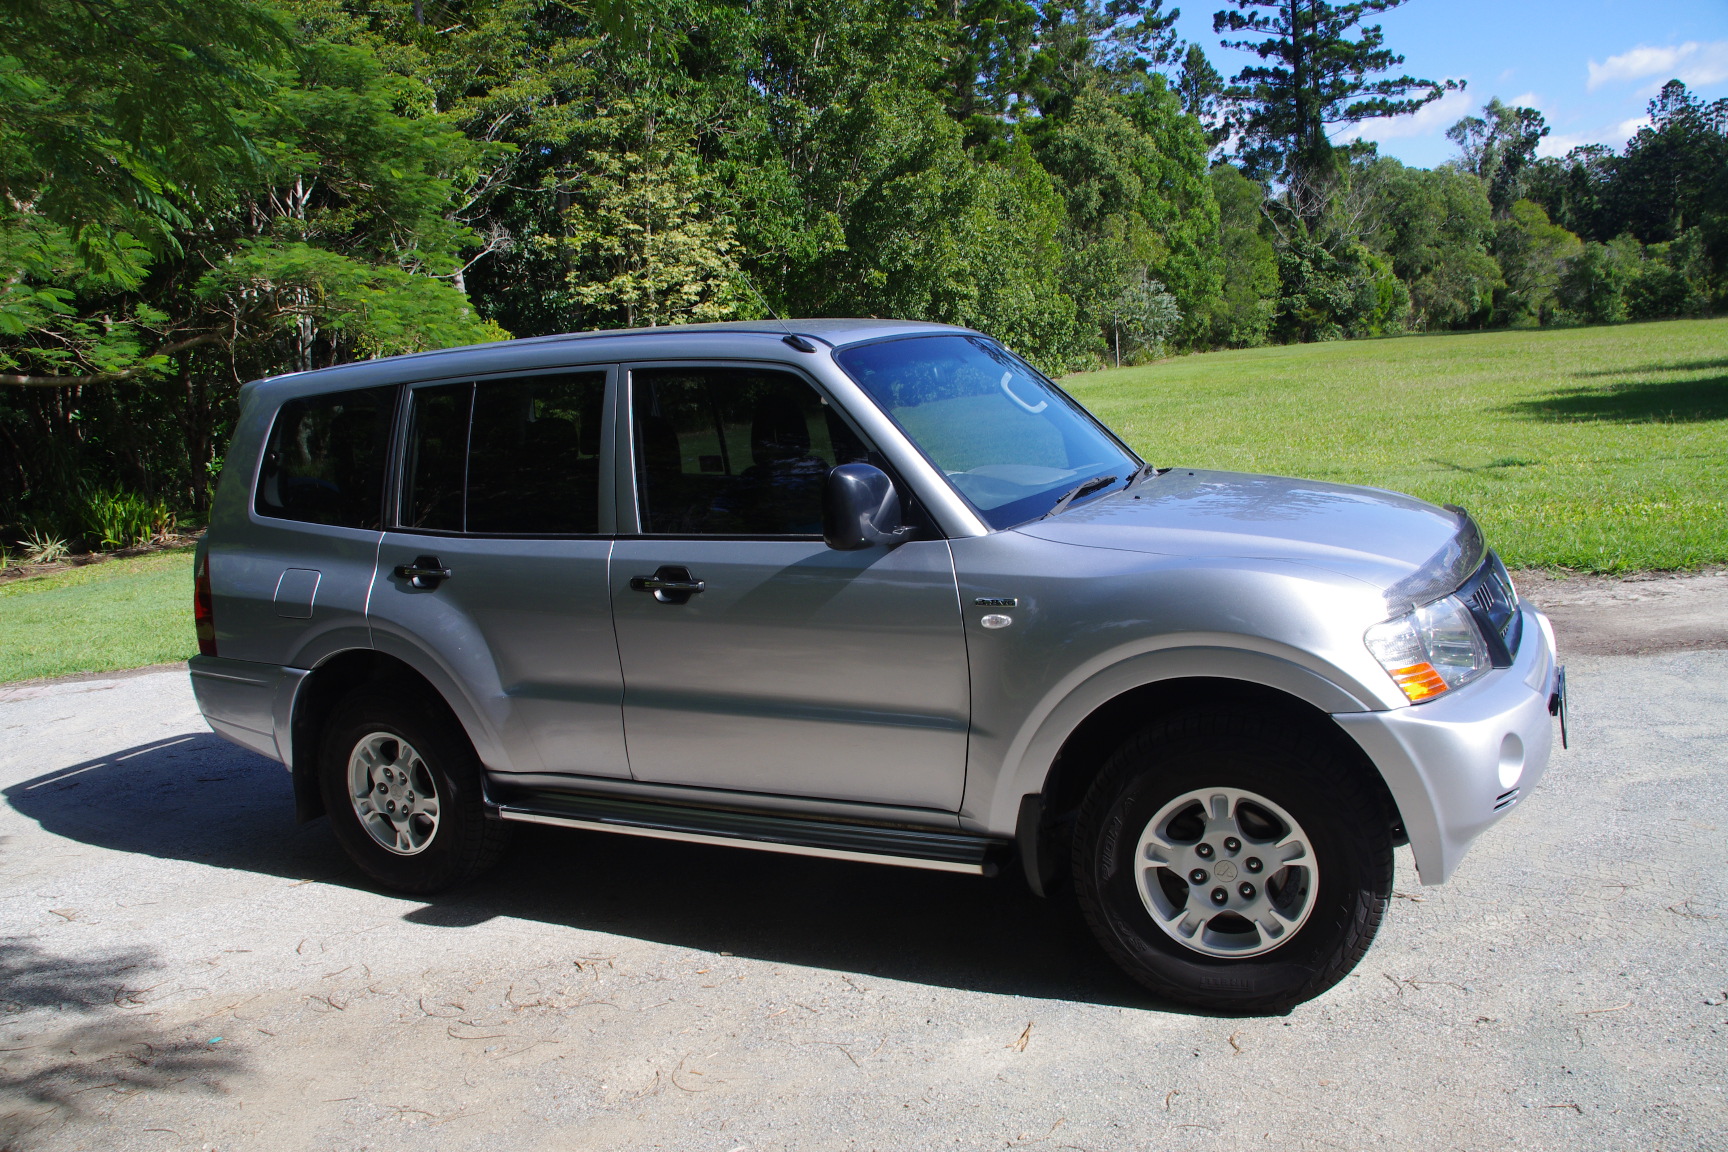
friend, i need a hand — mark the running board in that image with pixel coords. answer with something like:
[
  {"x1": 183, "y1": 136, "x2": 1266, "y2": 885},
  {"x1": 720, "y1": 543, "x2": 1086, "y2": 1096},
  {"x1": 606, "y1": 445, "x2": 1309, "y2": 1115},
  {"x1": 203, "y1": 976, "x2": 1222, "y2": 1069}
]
[{"x1": 494, "y1": 790, "x2": 1004, "y2": 876}]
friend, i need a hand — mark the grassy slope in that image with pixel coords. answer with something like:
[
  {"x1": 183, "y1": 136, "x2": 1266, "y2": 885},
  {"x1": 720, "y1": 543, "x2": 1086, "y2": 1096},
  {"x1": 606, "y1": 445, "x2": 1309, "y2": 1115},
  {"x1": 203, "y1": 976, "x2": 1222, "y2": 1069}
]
[
  {"x1": 1066, "y1": 317, "x2": 1728, "y2": 571},
  {"x1": 0, "y1": 549, "x2": 195, "y2": 682}
]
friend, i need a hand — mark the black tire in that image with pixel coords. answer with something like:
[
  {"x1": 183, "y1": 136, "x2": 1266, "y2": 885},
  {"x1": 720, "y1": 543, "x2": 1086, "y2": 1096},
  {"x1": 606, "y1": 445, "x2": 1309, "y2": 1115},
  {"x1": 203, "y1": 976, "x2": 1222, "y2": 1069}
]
[
  {"x1": 319, "y1": 685, "x2": 510, "y2": 894},
  {"x1": 1072, "y1": 707, "x2": 1394, "y2": 1014}
]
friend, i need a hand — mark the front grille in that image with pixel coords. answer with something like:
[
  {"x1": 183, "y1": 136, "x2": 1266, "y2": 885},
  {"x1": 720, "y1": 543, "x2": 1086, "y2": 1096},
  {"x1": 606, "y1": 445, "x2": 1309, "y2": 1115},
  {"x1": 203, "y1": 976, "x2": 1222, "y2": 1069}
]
[{"x1": 1457, "y1": 552, "x2": 1522, "y2": 667}]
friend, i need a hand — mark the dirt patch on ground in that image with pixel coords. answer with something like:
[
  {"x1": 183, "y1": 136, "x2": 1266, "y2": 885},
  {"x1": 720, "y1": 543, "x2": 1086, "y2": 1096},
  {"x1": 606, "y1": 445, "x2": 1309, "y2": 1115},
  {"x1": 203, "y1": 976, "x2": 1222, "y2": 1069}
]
[{"x1": 1515, "y1": 567, "x2": 1728, "y2": 657}]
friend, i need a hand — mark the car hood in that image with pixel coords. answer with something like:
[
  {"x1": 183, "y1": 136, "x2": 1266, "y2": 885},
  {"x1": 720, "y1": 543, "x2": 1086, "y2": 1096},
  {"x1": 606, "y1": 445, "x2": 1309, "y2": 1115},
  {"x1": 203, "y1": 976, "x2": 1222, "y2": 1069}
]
[{"x1": 1015, "y1": 468, "x2": 1478, "y2": 606}]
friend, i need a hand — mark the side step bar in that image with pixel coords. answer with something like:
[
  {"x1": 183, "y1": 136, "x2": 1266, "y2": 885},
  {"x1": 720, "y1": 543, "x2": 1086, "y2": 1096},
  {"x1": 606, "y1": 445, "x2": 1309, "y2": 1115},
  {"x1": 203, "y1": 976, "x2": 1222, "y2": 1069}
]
[{"x1": 494, "y1": 790, "x2": 1006, "y2": 876}]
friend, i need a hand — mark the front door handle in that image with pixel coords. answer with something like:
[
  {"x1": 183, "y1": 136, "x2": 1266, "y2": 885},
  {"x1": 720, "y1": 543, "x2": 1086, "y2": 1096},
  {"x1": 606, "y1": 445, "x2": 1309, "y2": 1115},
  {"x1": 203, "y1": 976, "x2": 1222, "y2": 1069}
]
[
  {"x1": 630, "y1": 565, "x2": 705, "y2": 604},
  {"x1": 394, "y1": 555, "x2": 452, "y2": 589}
]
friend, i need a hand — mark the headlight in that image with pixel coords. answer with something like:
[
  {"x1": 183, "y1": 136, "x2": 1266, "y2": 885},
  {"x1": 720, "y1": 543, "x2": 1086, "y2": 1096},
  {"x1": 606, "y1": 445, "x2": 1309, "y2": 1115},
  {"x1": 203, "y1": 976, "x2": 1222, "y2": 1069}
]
[{"x1": 1364, "y1": 595, "x2": 1491, "y2": 702}]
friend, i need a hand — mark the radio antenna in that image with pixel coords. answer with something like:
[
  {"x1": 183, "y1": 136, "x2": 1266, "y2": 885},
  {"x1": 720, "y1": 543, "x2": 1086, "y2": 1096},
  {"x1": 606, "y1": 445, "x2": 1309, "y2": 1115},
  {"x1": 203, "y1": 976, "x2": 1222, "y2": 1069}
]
[{"x1": 734, "y1": 269, "x2": 815, "y2": 352}]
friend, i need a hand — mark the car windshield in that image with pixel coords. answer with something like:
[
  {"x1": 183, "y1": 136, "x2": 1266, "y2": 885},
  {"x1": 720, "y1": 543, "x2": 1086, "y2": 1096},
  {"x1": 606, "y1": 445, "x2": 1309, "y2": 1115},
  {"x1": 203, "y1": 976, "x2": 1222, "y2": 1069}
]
[{"x1": 836, "y1": 334, "x2": 1140, "y2": 528}]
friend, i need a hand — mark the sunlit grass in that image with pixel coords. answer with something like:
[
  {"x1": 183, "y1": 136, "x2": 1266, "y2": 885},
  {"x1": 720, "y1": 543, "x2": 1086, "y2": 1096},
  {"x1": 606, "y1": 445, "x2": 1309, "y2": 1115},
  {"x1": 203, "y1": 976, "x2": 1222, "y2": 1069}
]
[
  {"x1": 1065, "y1": 317, "x2": 1728, "y2": 571},
  {"x1": 0, "y1": 548, "x2": 194, "y2": 682}
]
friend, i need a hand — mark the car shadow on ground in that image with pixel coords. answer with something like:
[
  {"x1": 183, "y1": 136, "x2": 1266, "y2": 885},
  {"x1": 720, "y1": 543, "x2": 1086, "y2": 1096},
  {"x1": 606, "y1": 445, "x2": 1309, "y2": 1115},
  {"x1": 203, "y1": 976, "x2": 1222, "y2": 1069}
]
[
  {"x1": 3, "y1": 732, "x2": 1155, "y2": 1011},
  {"x1": 1501, "y1": 372, "x2": 1728, "y2": 423}
]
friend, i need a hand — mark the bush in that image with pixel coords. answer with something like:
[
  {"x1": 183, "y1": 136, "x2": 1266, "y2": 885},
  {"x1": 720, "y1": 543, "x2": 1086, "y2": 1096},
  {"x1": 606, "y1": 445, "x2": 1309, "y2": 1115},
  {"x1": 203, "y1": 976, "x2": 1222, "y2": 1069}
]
[
  {"x1": 1273, "y1": 235, "x2": 1407, "y2": 342},
  {"x1": 1556, "y1": 237, "x2": 1639, "y2": 324},
  {"x1": 1626, "y1": 264, "x2": 1699, "y2": 320},
  {"x1": 81, "y1": 488, "x2": 176, "y2": 550}
]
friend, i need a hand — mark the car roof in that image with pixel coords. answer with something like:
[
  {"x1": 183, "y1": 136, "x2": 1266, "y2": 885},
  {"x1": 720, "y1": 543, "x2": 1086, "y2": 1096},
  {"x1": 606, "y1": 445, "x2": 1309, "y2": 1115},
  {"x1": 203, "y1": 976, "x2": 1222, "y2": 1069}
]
[{"x1": 244, "y1": 318, "x2": 978, "y2": 401}]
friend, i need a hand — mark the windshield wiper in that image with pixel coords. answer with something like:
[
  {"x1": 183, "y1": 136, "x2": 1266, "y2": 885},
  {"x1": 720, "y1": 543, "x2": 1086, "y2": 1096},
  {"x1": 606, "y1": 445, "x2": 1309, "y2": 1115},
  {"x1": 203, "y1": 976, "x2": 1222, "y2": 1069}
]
[
  {"x1": 1042, "y1": 473, "x2": 1119, "y2": 520},
  {"x1": 1126, "y1": 459, "x2": 1157, "y2": 488}
]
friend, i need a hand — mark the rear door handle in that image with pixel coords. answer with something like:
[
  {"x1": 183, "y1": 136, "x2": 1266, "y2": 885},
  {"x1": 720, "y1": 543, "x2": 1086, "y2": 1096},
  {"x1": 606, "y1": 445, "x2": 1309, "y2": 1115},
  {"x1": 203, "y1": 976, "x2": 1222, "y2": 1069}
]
[
  {"x1": 630, "y1": 565, "x2": 705, "y2": 604},
  {"x1": 394, "y1": 556, "x2": 452, "y2": 588}
]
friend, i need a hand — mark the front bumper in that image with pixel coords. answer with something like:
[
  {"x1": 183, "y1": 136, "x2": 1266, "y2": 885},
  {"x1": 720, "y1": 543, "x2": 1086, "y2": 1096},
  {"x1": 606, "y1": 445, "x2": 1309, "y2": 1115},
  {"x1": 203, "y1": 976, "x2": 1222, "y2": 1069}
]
[{"x1": 1332, "y1": 603, "x2": 1561, "y2": 885}]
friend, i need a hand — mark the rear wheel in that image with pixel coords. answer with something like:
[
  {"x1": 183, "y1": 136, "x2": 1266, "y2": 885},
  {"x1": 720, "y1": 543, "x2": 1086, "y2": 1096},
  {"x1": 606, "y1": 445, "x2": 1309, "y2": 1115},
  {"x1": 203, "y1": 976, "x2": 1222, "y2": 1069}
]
[
  {"x1": 319, "y1": 687, "x2": 509, "y2": 893},
  {"x1": 1073, "y1": 707, "x2": 1393, "y2": 1013}
]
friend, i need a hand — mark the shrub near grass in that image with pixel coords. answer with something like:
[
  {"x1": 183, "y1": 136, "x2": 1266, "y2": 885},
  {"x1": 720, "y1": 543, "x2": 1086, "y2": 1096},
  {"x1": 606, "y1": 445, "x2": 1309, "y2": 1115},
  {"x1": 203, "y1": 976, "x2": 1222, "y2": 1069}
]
[
  {"x1": 1066, "y1": 317, "x2": 1728, "y2": 572},
  {"x1": 0, "y1": 549, "x2": 195, "y2": 683}
]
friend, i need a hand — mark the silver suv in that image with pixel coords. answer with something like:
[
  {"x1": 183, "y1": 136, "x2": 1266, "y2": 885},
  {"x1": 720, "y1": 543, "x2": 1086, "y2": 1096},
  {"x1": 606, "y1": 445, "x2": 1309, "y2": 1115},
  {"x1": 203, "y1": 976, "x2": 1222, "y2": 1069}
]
[{"x1": 191, "y1": 319, "x2": 1564, "y2": 1012}]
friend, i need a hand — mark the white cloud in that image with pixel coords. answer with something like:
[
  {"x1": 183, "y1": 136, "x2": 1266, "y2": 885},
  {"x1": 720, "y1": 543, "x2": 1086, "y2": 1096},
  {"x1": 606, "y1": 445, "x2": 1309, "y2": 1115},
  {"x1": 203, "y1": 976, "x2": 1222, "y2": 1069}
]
[
  {"x1": 1587, "y1": 40, "x2": 1728, "y2": 91},
  {"x1": 1536, "y1": 116, "x2": 1651, "y2": 158},
  {"x1": 1510, "y1": 92, "x2": 1542, "y2": 110},
  {"x1": 1338, "y1": 85, "x2": 1475, "y2": 143}
]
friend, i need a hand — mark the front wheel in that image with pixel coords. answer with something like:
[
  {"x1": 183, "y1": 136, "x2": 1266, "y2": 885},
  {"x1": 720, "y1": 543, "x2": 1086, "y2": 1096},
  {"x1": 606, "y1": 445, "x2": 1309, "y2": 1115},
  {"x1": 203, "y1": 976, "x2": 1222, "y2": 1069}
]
[
  {"x1": 319, "y1": 687, "x2": 510, "y2": 894},
  {"x1": 1073, "y1": 708, "x2": 1394, "y2": 1013}
]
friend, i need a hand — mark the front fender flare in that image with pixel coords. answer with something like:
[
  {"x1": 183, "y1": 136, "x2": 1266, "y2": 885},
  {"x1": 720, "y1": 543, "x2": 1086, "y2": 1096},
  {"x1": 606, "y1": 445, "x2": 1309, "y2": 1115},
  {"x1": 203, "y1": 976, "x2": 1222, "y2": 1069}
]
[{"x1": 974, "y1": 643, "x2": 1379, "y2": 837}]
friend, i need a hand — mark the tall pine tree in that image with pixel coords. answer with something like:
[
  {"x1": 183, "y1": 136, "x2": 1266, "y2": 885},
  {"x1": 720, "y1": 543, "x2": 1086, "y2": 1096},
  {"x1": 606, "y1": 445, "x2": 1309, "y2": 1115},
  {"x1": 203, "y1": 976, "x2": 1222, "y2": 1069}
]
[{"x1": 1212, "y1": 0, "x2": 1459, "y2": 225}]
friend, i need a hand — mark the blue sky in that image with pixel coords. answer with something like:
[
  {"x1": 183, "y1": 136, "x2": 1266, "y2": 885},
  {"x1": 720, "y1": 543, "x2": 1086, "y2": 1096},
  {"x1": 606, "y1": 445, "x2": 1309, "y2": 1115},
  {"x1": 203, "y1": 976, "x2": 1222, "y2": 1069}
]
[{"x1": 1168, "y1": 0, "x2": 1728, "y2": 168}]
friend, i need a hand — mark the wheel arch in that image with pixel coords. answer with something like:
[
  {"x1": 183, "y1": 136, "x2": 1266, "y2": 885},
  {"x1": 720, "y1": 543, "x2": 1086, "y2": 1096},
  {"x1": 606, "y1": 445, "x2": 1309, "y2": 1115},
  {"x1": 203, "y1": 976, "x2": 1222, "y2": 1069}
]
[
  {"x1": 1003, "y1": 658, "x2": 1406, "y2": 896},
  {"x1": 285, "y1": 649, "x2": 475, "y2": 824}
]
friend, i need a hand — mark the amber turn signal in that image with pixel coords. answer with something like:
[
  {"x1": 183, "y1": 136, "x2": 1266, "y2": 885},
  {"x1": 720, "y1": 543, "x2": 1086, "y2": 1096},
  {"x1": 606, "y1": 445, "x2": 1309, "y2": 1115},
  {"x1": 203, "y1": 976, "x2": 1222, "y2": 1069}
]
[{"x1": 1388, "y1": 661, "x2": 1449, "y2": 702}]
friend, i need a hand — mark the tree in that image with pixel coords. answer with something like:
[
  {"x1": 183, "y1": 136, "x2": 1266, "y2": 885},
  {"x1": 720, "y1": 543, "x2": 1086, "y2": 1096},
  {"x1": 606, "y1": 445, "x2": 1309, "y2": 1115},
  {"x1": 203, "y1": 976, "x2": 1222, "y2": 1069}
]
[
  {"x1": 1106, "y1": 272, "x2": 1181, "y2": 364},
  {"x1": 551, "y1": 109, "x2": 747, "y2": 328},
  {"x1": 1, "y1": 15, "x2": 504, "y2": 529},
  {"x1": 1175, "y1": 43, "x2": 1230, "y2": 150},
  {"x1": 1034, "y1": 79, "x2": 1221, "y2": 352},
  {"x1": 0, "y1": 0, "x2": 289, "y2": 263},
  {"x1": 1556, "y1": 235, "x2": 1640, "y2": 325},
  {"x1": 1358, "y1": 158, "x2": 1499, "y2": 329},
  {"x1": 1609, "y1": 81, "x2": 1728, "y2": 245},
  {"x1": 1212, "y1": 0, "x2": 1461, "y2": 224},
  {"x1": 1020, "y1": 1, "x2": 1181, "y2": 123},
  {"x1": 1202, "y1": 163, "x2": 1278, "y2": 345},
  {"x1": 1490, "y1": 199, "x2": 1581, "y2": 327},
  {"x1": 1446, "y1": 97, "x2": 1547, "y2": 216},
  {"x1": 937, "y1": 0, "x2": 1042, "y2": 147},
  {"x1": 1273, "y1": 232, "x2": 1405, "y2": 341}
]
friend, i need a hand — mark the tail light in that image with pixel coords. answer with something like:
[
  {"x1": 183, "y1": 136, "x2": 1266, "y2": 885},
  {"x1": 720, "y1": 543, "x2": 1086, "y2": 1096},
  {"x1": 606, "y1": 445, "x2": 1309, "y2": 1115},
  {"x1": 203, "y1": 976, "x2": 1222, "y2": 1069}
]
[{"x1": 194, "y1": 553, "x2": 218, "y2": 657}]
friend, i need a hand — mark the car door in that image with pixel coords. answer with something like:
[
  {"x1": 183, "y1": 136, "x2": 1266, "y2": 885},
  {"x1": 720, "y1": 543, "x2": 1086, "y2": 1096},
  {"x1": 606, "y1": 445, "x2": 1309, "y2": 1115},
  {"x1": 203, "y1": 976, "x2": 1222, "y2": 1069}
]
[
  {"x1": 609, "y1": 362, "x2": 970, "y2": 810},
  {"x1": 368, "y1": 367, "x2": 629, "y2": 780}
]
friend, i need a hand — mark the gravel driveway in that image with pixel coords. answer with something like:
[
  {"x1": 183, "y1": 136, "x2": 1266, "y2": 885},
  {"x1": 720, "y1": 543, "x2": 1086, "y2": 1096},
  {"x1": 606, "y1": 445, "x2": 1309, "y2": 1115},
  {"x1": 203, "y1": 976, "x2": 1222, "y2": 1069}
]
[{"x1": 1, "y1": 641, "x2": 1724, "y2": 1150}]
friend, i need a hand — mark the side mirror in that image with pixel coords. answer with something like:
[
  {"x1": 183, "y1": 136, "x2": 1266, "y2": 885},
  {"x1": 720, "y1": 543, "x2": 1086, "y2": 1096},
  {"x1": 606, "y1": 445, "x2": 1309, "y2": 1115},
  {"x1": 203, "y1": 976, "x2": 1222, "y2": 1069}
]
[{"x1": 823, "y1": 463, "x2": 913, "y2": 551}]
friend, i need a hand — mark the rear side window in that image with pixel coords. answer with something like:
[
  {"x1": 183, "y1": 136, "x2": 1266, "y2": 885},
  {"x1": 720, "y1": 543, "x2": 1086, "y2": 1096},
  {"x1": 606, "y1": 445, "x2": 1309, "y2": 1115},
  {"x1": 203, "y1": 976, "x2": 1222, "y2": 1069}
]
[
  {"x1": 255, "y1": 386, "x2": 396, "y2": 529},
  {"x1": 399, "y1": 371, "x2": 607, "y2": 535},
  {"x1": 401, "y1": 383, "x2": 470, "y2": 532}
]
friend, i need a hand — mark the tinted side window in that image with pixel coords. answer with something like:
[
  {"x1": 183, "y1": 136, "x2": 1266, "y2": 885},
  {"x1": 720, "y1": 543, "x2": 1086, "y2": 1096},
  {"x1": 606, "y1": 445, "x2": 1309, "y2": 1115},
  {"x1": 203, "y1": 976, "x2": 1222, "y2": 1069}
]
[
  {"x1": 255, "y1": 386, "x2": 396, "y2": 529},
  {"x1": 467, "y1": 372, "x2": 607, "y2": 534},
  {"x1": 402, "y1": 383, "x2": 471, "y2": 532},
  {"x1": 632, "y1": 367, "x2": 869, "y2": 535},
  {"x1": 397, "y1": 371, "x2": 607, "y2": 535}
]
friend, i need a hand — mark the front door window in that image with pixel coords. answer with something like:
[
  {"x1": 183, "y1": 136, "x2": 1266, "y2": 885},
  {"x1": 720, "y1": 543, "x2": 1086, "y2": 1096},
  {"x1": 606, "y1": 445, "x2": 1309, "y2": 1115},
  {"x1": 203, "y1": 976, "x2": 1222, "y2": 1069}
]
[{"x1": 631, "y1": 366, "x2": 871, "y2": 535}]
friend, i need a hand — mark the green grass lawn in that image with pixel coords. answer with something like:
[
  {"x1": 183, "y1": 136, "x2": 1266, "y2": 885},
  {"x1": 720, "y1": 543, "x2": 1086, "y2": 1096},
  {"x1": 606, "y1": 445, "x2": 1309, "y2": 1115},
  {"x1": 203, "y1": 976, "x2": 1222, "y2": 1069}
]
[
  {"x1": 0, "y1": 548, "x2": 196, "y2": 683},
  {"x1": 1065, "y1": 316, "x2": 1728, "y2": 572}
]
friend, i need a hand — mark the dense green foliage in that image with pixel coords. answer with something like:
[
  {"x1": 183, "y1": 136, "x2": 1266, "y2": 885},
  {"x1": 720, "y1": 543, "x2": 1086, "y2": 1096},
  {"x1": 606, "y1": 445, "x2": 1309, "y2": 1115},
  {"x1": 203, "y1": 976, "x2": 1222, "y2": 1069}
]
[{"x1": 0, "y1": 0, "x2": 1721, "y2": 549}]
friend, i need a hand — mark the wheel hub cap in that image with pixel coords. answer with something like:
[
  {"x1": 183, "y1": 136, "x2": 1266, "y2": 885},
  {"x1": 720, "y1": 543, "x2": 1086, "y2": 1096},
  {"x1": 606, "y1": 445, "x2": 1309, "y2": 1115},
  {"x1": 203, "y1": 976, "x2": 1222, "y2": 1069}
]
[
  {"x1": 347, "y1": 732, "x2": 440, "y2": 856},
  {"x1": 1134, "y1": 787, "x2": 1319, "y2": 959}
]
